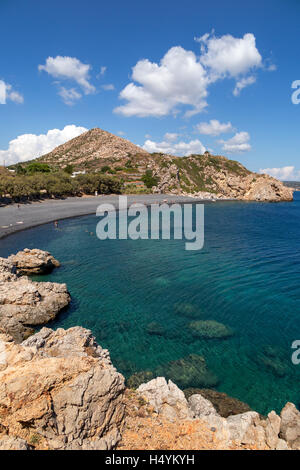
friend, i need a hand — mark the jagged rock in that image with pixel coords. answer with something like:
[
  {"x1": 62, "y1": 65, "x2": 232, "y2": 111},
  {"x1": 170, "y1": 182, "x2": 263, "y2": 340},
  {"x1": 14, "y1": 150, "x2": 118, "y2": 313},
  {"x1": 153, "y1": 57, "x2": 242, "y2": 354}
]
[
  {"x1": 276, "y1": 439, "x2": 290, "y2": 450},
  {"x1": 0, "y1": 275, "x2": 70, "y2": 342},
  {"x1": 265, "y1": 411, "x2": 281, "y2": 449},
  {"x1": 184, "y1": 388, "x2": 252, "y2": 418},
  {"x1": 188, "y1": 394, "x2": 219, "y2": 418},
  {"x1": 9, "y1": 249, "x2": 60, "y2": 275},
  {"x1": 280, "y1": 403, "x2": 300, "y2": 449},
  {"x1": 0, "y1": 327, "x2": 125, "y2": 450},
  {"x1": 189, "y1": 320, "x2": 233, "y2": 339},
  {"x1": 226, "y1": 410, "x2": 282, "y2": 450},
  {"x1": 137, "y1": 377, "x2": 192, "y2": 421},
  {"x1": 0, "y1": 435, "x2": 30, "y2": 450},
  {"x1": 0, "y1": 257, "x2": 17, "y2": 282},
  {"x1": 243, "y1": 174, "x2": 293, "y2": 202},
  {"x1": 226, "y1": 412, "x2": 267, "y2": 448}
]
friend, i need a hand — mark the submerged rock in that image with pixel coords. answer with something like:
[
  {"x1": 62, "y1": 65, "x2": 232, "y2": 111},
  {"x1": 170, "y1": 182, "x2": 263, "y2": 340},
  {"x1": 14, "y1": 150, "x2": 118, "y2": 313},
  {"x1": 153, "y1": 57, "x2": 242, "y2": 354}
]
[
  {"x1": 146, "y1": 321, "x2": 165, "y2": 336},
  {"x1": 184, "y1": 388, "x2": 252, "y2": 418},
  {"x1": 189, "y1": 320, "x2": 233, "y2": 339},
  {"x1": 0, "y1": 327, "x2": 125, "y2": 450},
  {"x1": 157, "y1": 354, "x2": 218, "y2": 389},
  {"x1": 173, "y1": 303, "x2": 202, "y2": 319},
  {"x1": 127, "y1": 370, "x2": 154, "y2": 389},
  {"x1": 255, "y1": 349, "x2": 290, "y2": 378},
  {"x1": 9, "y1": 248, "x2": 60, "y2": 275}
]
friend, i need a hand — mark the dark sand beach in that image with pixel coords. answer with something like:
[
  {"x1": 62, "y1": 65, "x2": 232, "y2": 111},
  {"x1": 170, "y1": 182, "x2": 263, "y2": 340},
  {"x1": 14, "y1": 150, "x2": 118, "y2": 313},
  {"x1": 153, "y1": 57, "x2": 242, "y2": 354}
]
[{"x1": 0, "y1": 194, "x2": 205, "y2": 240}]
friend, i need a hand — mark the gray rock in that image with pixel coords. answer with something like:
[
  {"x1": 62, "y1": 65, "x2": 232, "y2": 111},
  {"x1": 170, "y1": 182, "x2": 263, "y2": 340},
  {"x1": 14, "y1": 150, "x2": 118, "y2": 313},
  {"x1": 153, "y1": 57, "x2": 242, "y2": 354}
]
[
  {"x1": 188, "y1": 394, "x2": 219, "y2": 418},
  {"x1": 8, "y1": 249, "x2": 60, "y2": 275},
  {"x1": 0, "y1": 327, "x2": 125, "y2": 450},
  {"x1": 0, "y1": 436, "x2": 30, "y2": 450},
  {"x1": 280, "y1": 402, "x2": 300, "y2": 450},
  {"x1": 137, "y1": 377, "x2": 192, "y2": 421},
  {"x1": 0, "y1": 258, "x2": 70, "y2": 342},
  {"x1": 276, "y1": 438, "x2": 290, "y2": 450}
]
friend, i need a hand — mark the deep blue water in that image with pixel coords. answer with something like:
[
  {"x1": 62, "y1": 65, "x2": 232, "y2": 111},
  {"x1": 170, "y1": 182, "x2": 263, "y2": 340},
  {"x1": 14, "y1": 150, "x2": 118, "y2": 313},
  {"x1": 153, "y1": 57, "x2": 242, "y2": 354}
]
[{"x1": 0, "y1": 194, "x2": 300, "y2": 415}]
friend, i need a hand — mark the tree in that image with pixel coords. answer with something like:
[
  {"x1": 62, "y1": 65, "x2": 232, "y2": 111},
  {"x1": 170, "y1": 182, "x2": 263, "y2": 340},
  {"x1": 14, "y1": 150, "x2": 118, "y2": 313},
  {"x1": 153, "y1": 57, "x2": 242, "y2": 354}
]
[
  {"x1": 142, "y1": 170, "x2": 159, "y2": 188},
  {"x1": 26, "y1": 162, "x2": 51, "y2": 174}
]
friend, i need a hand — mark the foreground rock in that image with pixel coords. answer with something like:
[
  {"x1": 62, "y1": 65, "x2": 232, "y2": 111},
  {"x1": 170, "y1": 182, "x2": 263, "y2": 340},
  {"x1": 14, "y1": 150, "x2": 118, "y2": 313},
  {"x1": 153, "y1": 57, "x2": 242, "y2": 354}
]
[
  {"x1": 0, "y1": 327, "x2": 125, "y2": 450},
  {"x1": 184, "y1": 388, "x2": 252, "y2": 417},
  {"x1": 137, "y1": 377, "x2": 193, "y2": 421},
  {"x1": 0, "y1": 272, "x2": 70, "y2": 342},
  {"x1": 135, "y1": 378, "x2": 299, "y2": 450},
  {"x1": 9, "y1": 248, "x2": 60, "y2": 275},
  {"x1": 0, "y1": 252, "x2": 70, "y2": 342}
]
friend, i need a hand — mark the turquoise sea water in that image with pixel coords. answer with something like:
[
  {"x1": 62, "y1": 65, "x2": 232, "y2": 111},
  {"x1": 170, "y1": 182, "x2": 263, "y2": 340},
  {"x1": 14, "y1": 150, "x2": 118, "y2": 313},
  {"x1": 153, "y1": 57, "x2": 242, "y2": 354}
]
[{"x1": 0, "y1": 193, "x2": 299, "y2": 415}]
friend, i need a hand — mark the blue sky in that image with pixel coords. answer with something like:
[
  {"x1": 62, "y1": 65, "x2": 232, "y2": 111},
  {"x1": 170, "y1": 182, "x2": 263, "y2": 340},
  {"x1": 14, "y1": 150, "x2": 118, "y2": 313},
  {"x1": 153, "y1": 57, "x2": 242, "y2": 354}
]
[{"x1": 0, "y1": 0, "x2": 300, "y2": 179}]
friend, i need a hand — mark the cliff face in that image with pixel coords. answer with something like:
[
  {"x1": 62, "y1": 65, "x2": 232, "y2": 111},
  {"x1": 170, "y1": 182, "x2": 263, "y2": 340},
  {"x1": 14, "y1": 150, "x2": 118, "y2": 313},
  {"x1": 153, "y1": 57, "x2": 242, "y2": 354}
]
[
  {"x1": 27, "y1": 128, "x2": 293, "y2": 202},
  {"x1": 0, "y1": 252, "x2": 70, "y2": 343},
  {"x1": 0, "y1": 327, "x2": 125, "y2": 450}
]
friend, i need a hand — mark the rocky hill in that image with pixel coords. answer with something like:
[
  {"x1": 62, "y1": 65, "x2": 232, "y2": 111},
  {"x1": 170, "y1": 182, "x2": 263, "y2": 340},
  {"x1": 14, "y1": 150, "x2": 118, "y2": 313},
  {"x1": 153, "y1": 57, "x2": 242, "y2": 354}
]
[
  {"x1": 27, "y1": 127, "x2": 293, "y2": 202},
  {"x1": 37, "y1": 127, "x2": 149, "y2": 170}
]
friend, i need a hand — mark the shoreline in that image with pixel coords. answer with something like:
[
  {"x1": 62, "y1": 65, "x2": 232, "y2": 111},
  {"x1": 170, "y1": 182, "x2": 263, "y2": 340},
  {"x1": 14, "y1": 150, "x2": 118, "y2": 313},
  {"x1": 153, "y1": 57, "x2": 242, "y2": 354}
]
[{"x1": 0, "y1": 193, "x2": 233, "y2": 241}]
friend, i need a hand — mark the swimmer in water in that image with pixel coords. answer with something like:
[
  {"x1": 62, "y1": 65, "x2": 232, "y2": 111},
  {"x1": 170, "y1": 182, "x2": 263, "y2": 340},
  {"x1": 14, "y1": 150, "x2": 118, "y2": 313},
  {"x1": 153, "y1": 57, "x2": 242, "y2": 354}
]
[{"x1": 54, "y1": 220, "x2": 58, "y2": 228}]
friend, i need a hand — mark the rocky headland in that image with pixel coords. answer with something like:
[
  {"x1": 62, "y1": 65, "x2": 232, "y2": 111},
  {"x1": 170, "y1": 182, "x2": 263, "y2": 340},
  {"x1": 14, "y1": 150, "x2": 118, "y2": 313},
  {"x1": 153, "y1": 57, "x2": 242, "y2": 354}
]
[
  {"x1": 19, "y1": 128, "x2": 294, "y2": 202},
  {"x1": 0, "y1": 250, "x2": 299, "y2": 451}
]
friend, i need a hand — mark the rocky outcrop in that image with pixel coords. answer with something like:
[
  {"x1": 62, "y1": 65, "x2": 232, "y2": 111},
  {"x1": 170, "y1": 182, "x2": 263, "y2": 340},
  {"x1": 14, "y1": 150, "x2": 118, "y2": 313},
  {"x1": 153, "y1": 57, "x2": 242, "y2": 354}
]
[
  {"x1": 137, "y1": 377, "x2": 193, "y2": 421},
  {"x1": 0, "y1": 327, "x2": 125, "y2": 450},
  {"x1": 149, "y1": 153, "x2": 294, "y2": 202},
  {"x1": 184, "y1": 388, "x2": 252, "y2": 418},
  {"x1": 0, "y1": 251, "x2": 70, "y2": 342},
  {"x1": 135, "y1": 379, "x2": 300, "y2": 450},
  {"x1": 280, "y1": 403, "x2": 300, "y2": 449},
  {"x1": 8, "y1": 248, "x2": 60, "y2": 275},
  {"x1": 0, "y1": 273, "x2": 70, "y2": 342}
]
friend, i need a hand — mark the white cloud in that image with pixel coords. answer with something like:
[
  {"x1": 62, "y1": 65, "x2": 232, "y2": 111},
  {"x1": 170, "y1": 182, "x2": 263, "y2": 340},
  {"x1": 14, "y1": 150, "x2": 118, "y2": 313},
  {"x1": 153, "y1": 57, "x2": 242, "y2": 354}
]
[
  {"x1": 164, "y1": 132, "x2": 179, "y2": 141},
  {"x1": 58, "y1": 87, "x2": 82, "y2": 105},
  {"x1": 199, "y1": 32, "x2": 262, "y2": 77},
  {"x1": 115, "y1": 32, "x2": 265, "y2": 117},
  {"x1": 0, "y1": 80, "x2": 24, "y2": 104},
  {"x1": 102, "y1": 84, "x2": 115, "y2": 91},
  {"x1": 0, "y1": 125, "x2": 88, "y2": 166},
  {"x1": 115, "y1": 46, "x2": 208, "y2": 117},
  {"x1": 219, "y1": 131, "x2": 251, "y2": 153},
  {"x1": 259, "y1": 166, "x2": 300, "y2": 181},
  {"x1": 233, "y1": 76, "x2": 256, "y2": 96},
  {"x1": 143, "y1": 138, "x2": 206, "y2": 156},
  {"x1": 99, "y1": 66, "x2": 107, "y2": 76},
  {"x1": 38, "y1": 56, "x2": 95, "y2": 103},
  {"x1": 196, "y1": 119, "x2": 233, "y2": 136}
]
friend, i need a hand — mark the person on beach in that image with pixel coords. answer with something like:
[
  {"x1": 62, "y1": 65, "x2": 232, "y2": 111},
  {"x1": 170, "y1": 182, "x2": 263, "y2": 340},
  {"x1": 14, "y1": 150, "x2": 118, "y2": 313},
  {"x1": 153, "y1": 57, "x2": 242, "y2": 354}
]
[{"x1": 54, "y1": 220, "x2": 58, "y2": 228}]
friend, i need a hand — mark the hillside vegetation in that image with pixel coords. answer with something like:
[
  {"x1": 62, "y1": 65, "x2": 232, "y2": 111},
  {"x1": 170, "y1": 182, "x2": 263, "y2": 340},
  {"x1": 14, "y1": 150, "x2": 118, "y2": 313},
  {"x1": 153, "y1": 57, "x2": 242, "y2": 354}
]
[{"x1": 3, "y1": 128, "x2": 293, "y2": 202}]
